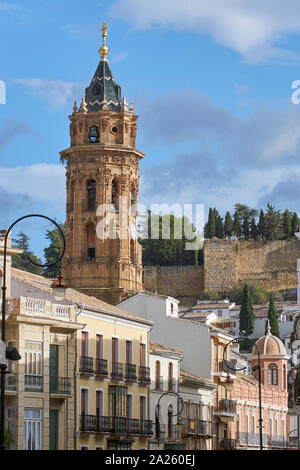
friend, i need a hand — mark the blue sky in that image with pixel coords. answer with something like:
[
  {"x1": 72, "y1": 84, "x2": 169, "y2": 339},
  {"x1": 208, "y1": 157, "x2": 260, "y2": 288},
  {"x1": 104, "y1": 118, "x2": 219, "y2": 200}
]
[{"x1": 2, "y1": 0, "x2": 300, "y2": 256}]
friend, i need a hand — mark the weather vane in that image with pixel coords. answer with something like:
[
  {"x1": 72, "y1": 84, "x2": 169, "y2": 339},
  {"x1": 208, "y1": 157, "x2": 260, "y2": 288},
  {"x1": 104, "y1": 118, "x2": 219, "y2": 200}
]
[{"x1": 99, "y1": 22, "x2": 109, "y2": 60}]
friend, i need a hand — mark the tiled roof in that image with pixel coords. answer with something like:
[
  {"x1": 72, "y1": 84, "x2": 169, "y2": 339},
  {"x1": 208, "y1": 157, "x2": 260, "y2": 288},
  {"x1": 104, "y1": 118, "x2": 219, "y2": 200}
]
[
  {"x1": 150, "y1": 341, "x2": 183, "y2": 356},
  {"x1": 11, "y1": 268, "x2": 152, "y2": 326},
  {"x1": 85, "y1": 59, "x2": 122, "y2": 112},
  {"x1": 180, "y1": 369, "x2": 215, "y2": 387}
]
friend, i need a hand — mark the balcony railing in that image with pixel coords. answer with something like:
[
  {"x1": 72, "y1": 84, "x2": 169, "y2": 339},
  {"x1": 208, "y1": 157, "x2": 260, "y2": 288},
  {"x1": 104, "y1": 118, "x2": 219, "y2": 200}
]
[
  {"x1": 124, "y1": 363, "x2": 137, "y2": 381},
  {"x1": 217, "y1": 399, "x2": 237, "y2": 414},
  {"x1": 25, "y1": 374, "x2": 43, "y2": 392},
  {"x1": 236, "y1": 432, "x2": 287, "y2": 448},
  {"x1": 153, "y1": 376, "x2": 163, "y2": 390},
  {"x1": 111, "y1": 362, "x2": 123, "y2": 379},
  {"x1": 139, "y1": 366, "x2": 151, "y2": 383},
  {"x1": 80, "y1": 414, "x2": 153, "y2": 436},
  {"x1": 182, "y1": 418, "x2": 216, "y2": 437},
  {"x1": 167, "y1": 377, "x2": 176, "y2": 391},
  {"x1": 50, "y1": 376, "x2": 72, "y2": 395},
  {"x1": 80, "y1": 356, "x2": 94, "y2": 374},
  {"x1": 95, "y1": 358, "x2": 108, "y2": 376},
  {"x1": 218, "y1": 438, "x2": 236, "y2": 450}
]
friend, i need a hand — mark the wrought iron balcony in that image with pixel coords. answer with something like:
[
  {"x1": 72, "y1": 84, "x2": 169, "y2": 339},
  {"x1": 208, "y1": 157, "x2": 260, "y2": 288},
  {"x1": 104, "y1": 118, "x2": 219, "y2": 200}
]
[
  {"x1": 218, "y1": 438, "x2": 236, "y2": 450},
  {"x1": 124, "y1": 363, "x2": 137, "y2": 381},
  {"x1": 217, "y1": 398, "x2": 237, "y2": 414},
  {"x1": 139, "y1": 366, "x2": 151, "y2": 383},
  {"x1": 80, "y1": 414, "x2": 153, "y2": 436},
  {"x1": 182, "y1": 418, "x2": 216, "y2": 437},
  {"x1": 95, "y1": 358, "x2": 108, "y2": 376},
  {"x1": 50, "y1": 376, "x2": 72, "y2": 395},
  {"x1": 152, "y1": 376, "x2": 163, "y2": 390},
  {"x1": 111, "y1": 362, "x2": 123, "y2": 379},
  {"x1": 25, "y1": 374, "x2": 43, "y2": 392},
  {"x1": 167, "y1": 377, "x2": 176, "y2": 391},
  {"x1": 80, "y1": 356, "x2": 94, "y2": 374}
]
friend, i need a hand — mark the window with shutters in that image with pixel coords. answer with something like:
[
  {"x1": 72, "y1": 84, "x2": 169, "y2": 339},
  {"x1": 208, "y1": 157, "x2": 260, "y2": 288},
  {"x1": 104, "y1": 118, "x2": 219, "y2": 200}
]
[{"x1": 25, "y1": 342, "x2": 43, "y2": 391}]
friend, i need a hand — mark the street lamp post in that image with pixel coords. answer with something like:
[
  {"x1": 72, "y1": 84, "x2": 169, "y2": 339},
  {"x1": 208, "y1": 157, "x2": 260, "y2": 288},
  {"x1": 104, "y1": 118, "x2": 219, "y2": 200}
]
[
  {"x1": 0, "y1": 214, "x2": 67, "y2": 450},
  {"x1": 155, "y1": 391, "x2": 184, "y2": 446},
  {"x1": 223, "y1": 335, "x2": 263, "y2": 451}
]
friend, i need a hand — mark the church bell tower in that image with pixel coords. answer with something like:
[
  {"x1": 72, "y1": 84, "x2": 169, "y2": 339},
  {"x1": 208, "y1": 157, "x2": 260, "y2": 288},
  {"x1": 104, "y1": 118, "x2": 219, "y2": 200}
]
[{"x1": 61, "y1": 23, "x2": 144, "y2": 304}]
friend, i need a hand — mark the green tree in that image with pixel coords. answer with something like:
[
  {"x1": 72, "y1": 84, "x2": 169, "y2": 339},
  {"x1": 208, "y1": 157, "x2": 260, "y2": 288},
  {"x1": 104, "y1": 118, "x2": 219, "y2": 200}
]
[
  {"x1": 282, "y1": 209, "x2": 292, "y2": 239},
  {"x1": 232, "y1": 210, "x2": 241, "y2": 237},
  {"x1": 215, "y1": 214, "x2": 224, "y2": 238},
  {"x1": 239, "y1": 283, "x2": 255, "y2": 336},
  {"x1": 257, "y1": 209, "x2": 266, "y2": 239},
  {"x1": 205, "y1": 208, "x2": 216, "y2": 239},
  {"x1": 250, "y1": 217, "x2": 258, "y2": 239},
  {"x1": 43, "y1": 223, "x2": 66, "y2": 278},
  {"x1": 234, "y1": 203, "x2": 258, "y2": 225},
  {"x1": 140, "y1": 212, "x2": 200, "y2": 266},
  {"x1": 224, "y1": 212, "x2": 233, "y2": 238},
  {"x1": 264, "y1": 203, "x2": 284, "y2": 240},
  {"x1": 11, "y1": 232, "x2": 43, "y2": 275},
  {"x1": 242, "y1": 217, "x2": 250, "y2": 240},
  {"x1": 291, "y1": 212, "x2": 300, "y2": 236},
  {"x1": 266, "y1": 293, "x2": 280, "y2": 338}
]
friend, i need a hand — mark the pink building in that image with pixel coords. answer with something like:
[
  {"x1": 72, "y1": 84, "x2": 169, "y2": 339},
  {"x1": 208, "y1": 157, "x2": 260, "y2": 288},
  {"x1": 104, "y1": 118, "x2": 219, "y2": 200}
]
[{"x1": 230, "y1": 326, "x2": 291, "y2": 450}]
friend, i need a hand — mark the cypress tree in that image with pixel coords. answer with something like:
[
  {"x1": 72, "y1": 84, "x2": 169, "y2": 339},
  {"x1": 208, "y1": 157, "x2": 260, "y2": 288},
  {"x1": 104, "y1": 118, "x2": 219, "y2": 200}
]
[
  {"x1": 239, "y1": 283, "x2": 255, "y2": 336},
  {"x1": 215, "y1": 214, "x2": 224, "y2": 238},
  {"x1": 266, "y1": 293, "x2": 280, "y2": 338},
  {"x1": 291, "y1": 212, "x2": 300, "y2": 235},
  {"x1": 205, "y1": 208, "x2": 216, "y2": 239},
  {"x1": 257, "y1": 209, "x2": 265, "y2": 239},
  {"x1": 233, "y1": 210, "x2": 241, "y2": 238},
  {"x1": 282, "y1": 209, "x2": 292, "y2": 239},
  {"x1": 224, "y1": 212, "x2": 233, "y2": 238},
  {"x1": 242, "y1": 217, "x2": 250, "y2": 240},
  {"x1": 250, "y1": 217, "x2": 258, "y2": 239}
]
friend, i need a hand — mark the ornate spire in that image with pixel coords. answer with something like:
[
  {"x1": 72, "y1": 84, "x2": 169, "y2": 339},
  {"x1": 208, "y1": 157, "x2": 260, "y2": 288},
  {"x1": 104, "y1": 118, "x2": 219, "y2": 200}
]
[
  {"x1": 99, "y1": 22, "x2": 109, "y2": 61},
  {"x1": 266, "y1": 320, "x2": 271, "y2": 336}
]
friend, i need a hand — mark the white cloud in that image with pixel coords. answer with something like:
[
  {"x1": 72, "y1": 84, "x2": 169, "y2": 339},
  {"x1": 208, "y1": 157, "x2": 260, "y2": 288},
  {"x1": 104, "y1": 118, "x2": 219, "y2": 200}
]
[
  {"x1": 110, "y1": 51, "x2": 128, "y2": 64},
  {"x1": 109, "y1": 0, "x2": 300, "y2": 62},
  {"x1": 0, "y1": 164, "x2": 65, "y2": 214},
  {"x1": 15, "y1": 78, "x2": 83, "y2": 109}
]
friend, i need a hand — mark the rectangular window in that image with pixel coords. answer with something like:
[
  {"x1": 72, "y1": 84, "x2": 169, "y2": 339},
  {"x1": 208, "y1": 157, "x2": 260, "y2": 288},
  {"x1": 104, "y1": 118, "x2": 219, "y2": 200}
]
[
  {"x1": 109, "y1": 385, "x2": 127, "y2": 417},
  {"x1": 96, "y1": 390, "x2": 104, "y2": 417},
  {"x1": 81, "y1": 388, "x2": 89, "y2": 415},
  {"x1": 25, "y1": 342, "x2": 43, "y2": 391},
  {"x1": 24, "y1": 409, "x2": 42, "y2": 450},
  {"x1": 81, "y1": 332, "x2": 88, "y2": 357},
  {"x1": 96, "y1": 334, "x2": 104, "y2": 359},
  {"x1": 112, "y1": 337, "x2": 118, "y2": 363},
  {"x1": 140, "y1": 396, "x2": 146, "y2": 421},
  {"x1": 126, "y1": 340, "x2": 132, "y2": 364},
  {"x1": 126, "y1": 394, "x2": 133, "y2": 419},
  {"x1": 139, "y1": 343, "x2": 146, "y2": 367}
]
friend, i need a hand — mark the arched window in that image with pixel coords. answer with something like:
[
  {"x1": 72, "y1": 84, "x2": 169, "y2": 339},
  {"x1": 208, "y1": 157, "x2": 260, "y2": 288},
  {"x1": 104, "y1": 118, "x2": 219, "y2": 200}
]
[
  {"x1": 130, "y1": 186, "x2": 136, "y2": 214},
  {"x1": 86, "y1": 222, "x2": 96, "y2": 261},
  {"x1": 268, "y1": 364, "x2": 278, "y2": 385},
  {"x1": 87, "y1": 180, "x2": 96, "y2": 210},
  {"x1": 168, "y1": 362, "x2": 174, "y2": 391},
  {"x1": 111, "y1": 180, "x2": 118, "y2": 210}
]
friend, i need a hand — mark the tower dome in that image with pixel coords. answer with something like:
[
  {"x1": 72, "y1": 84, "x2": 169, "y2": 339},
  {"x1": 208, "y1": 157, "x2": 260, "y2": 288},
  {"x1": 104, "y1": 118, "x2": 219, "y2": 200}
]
[{"x1": 252, "y1": 322, "x2": 286, "y2": 357}]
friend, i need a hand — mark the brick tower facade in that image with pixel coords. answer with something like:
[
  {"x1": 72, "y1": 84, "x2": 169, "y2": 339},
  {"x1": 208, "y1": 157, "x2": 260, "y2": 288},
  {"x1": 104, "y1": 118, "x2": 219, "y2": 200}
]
[{"x1": 61, "y1": 24, "x2": 144, "y2": 304}]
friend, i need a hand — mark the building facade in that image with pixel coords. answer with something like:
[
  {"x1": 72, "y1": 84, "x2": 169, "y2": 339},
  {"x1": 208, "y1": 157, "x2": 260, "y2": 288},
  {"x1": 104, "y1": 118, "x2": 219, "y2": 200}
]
[{"x1": 61, "y1": 24, "x2": 144, "y2": 305}]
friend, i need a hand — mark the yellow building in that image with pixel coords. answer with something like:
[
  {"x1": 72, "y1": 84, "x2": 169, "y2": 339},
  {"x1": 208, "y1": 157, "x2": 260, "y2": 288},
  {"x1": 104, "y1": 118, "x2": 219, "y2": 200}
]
[
  {"x1": 74, "y1": 295, "x2": 153, "y2": 450},
  {"x1": 1, "y1": 232, "x2": 153, "y2": 450}
]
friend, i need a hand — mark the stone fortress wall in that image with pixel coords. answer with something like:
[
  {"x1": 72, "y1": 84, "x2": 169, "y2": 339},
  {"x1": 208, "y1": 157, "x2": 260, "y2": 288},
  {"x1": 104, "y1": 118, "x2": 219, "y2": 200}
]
[{"x1": 143, "y1": 239, "x2": 300, "y2": 305}]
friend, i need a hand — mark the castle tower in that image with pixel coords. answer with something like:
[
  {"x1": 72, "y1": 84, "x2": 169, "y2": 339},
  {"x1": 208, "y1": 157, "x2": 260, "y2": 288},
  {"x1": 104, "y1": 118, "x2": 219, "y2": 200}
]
[{"x1": 61, "y1": 23, "x2": 144, "y2": 304}]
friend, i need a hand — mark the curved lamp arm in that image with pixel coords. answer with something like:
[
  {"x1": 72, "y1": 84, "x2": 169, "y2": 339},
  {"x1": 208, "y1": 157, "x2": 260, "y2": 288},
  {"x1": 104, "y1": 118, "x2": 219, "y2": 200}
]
[{"x1": 155, "y1": 391, "x2": 184, "y2": 445}]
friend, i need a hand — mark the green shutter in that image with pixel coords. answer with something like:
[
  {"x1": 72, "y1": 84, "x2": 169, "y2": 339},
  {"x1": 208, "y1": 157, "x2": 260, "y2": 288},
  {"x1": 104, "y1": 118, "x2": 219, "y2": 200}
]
[{"x1": 49, "y1": 410, "x2": 58, "y2": 450}]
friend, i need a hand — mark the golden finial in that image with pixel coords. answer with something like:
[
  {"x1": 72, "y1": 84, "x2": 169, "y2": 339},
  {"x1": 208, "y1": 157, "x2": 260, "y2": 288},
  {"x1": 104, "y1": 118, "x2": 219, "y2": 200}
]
[{"x1": 99, "y1": 22, "x2": 109, "y2": 60}]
